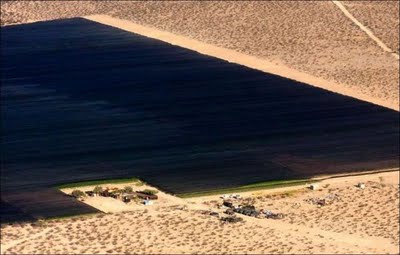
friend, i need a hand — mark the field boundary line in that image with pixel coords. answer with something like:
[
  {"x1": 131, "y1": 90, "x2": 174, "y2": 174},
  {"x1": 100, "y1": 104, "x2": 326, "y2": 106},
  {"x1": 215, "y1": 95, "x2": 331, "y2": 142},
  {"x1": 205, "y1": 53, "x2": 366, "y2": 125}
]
[
  {"x1": 332, "y1": 0, "x2": 399, "y2": 60},
  {"x1": 311, "y1": 167, "x2": 400, "y2": 182},
  {"x1": 83, "y1": 15, "x2": 398, "y2": 111}
]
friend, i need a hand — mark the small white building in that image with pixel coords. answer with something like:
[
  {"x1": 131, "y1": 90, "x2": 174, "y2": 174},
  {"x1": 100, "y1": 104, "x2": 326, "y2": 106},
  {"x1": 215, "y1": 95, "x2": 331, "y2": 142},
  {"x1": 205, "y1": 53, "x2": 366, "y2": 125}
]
[
  {"x1": 310, "y1": 184, "x2": 319, "y2": 190},
  {"x1": 357, "y1": 182, "x2": 365, "y2": 189},
  {"x1": 144, "y1": 200, "x2": 153, "y2": 206}
]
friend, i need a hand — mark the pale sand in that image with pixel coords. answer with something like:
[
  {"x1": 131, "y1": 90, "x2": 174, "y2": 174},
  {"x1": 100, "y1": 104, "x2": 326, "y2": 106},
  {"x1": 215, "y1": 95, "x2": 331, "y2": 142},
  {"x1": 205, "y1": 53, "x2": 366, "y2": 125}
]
[
  {"x1": 1, "y1": 3, "x2": 399, "y2": 253},
  {"x1": 1, "y1": 170, "x2": 399, "y2": 254},
  {"x1": 332, "y1": 1, "x2": 398, "y2": 59},
  {"x1": 343, "y1": 0, "x2": 400, "y2": 54},
  {"x1": 1, "y1": 1, "x2": 399, "y2": 110}
]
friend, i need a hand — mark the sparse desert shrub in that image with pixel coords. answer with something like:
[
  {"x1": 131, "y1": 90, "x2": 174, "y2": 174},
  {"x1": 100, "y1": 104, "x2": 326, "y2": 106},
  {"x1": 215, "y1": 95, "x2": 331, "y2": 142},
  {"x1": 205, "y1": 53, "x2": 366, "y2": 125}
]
[
  {"x1": 71, "y1": 190, "x2": 86, "y2": 198},
  {"x1": 31, "y1": 219, "x2": 46, "y2": 228},
  {"x1": 135, "y1": 180, "x2": 144, "y2": 186},
  {"x1": 93, "y1": 186, "x2": 103, "y2": 194},
  {"x1": 96, "y1": 214, "x2": 105, "y2": 219},
  {"x1": 123, "y1": 186, "x2": 133, "y2": 193},
  {"x1": 141, "y1": 189, "x2": 158, "y2": 195}
]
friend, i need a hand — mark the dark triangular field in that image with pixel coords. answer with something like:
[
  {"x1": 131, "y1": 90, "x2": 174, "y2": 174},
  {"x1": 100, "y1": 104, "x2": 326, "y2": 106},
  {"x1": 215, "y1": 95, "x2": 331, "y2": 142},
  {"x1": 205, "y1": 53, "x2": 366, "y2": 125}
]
[{"x1": 1, "y1": 18, "x2": 398, "y2": 221}]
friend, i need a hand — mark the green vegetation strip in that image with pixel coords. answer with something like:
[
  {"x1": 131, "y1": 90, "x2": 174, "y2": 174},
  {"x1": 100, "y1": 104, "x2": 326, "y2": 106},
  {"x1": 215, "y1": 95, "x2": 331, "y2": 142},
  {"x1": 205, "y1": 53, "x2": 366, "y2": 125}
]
[
  {"x1": 178, "y1": 179, "x2": 311, "y2": 198},
  {"x1": 57, "y1": 177, "x2": 139, "y2": 189}
]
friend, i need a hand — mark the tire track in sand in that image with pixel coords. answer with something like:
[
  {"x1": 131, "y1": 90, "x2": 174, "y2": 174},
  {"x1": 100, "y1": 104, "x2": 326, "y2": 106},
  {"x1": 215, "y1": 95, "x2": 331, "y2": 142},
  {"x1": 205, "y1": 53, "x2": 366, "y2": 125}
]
[{"x1": 332, "y1": 0, "x2": 399, "y2": 60}]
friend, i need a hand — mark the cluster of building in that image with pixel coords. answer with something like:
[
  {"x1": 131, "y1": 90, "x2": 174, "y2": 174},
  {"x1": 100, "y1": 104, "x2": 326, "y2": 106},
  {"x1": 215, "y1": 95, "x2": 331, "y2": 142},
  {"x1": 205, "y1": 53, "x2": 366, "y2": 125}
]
[
  {"x1": 83, "y1": 186, "x2": 158, "y2": 205},
  {"x1": 215, "y1": 182, "x2": 367, "y2": 221},
  {"x1": 219, "y1": 194, "x2": 284, "y2": 220}
]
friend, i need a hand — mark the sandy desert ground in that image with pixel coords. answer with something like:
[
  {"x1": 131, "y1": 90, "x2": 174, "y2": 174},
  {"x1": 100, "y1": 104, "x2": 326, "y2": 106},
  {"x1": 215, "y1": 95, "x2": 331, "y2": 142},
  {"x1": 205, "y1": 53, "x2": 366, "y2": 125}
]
[
  {"x1": 342, "y1": 1, "x2": 399, "y2": 54},
  {"x1": 1, "y1": 171, "x2": 399, "y2": 254},
  {"x1": 1, "y1": 1, "x2": 399, "y2": 110},
  {"x1": 1, "y1": 2, "x2": 399, "y2": 254}
]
